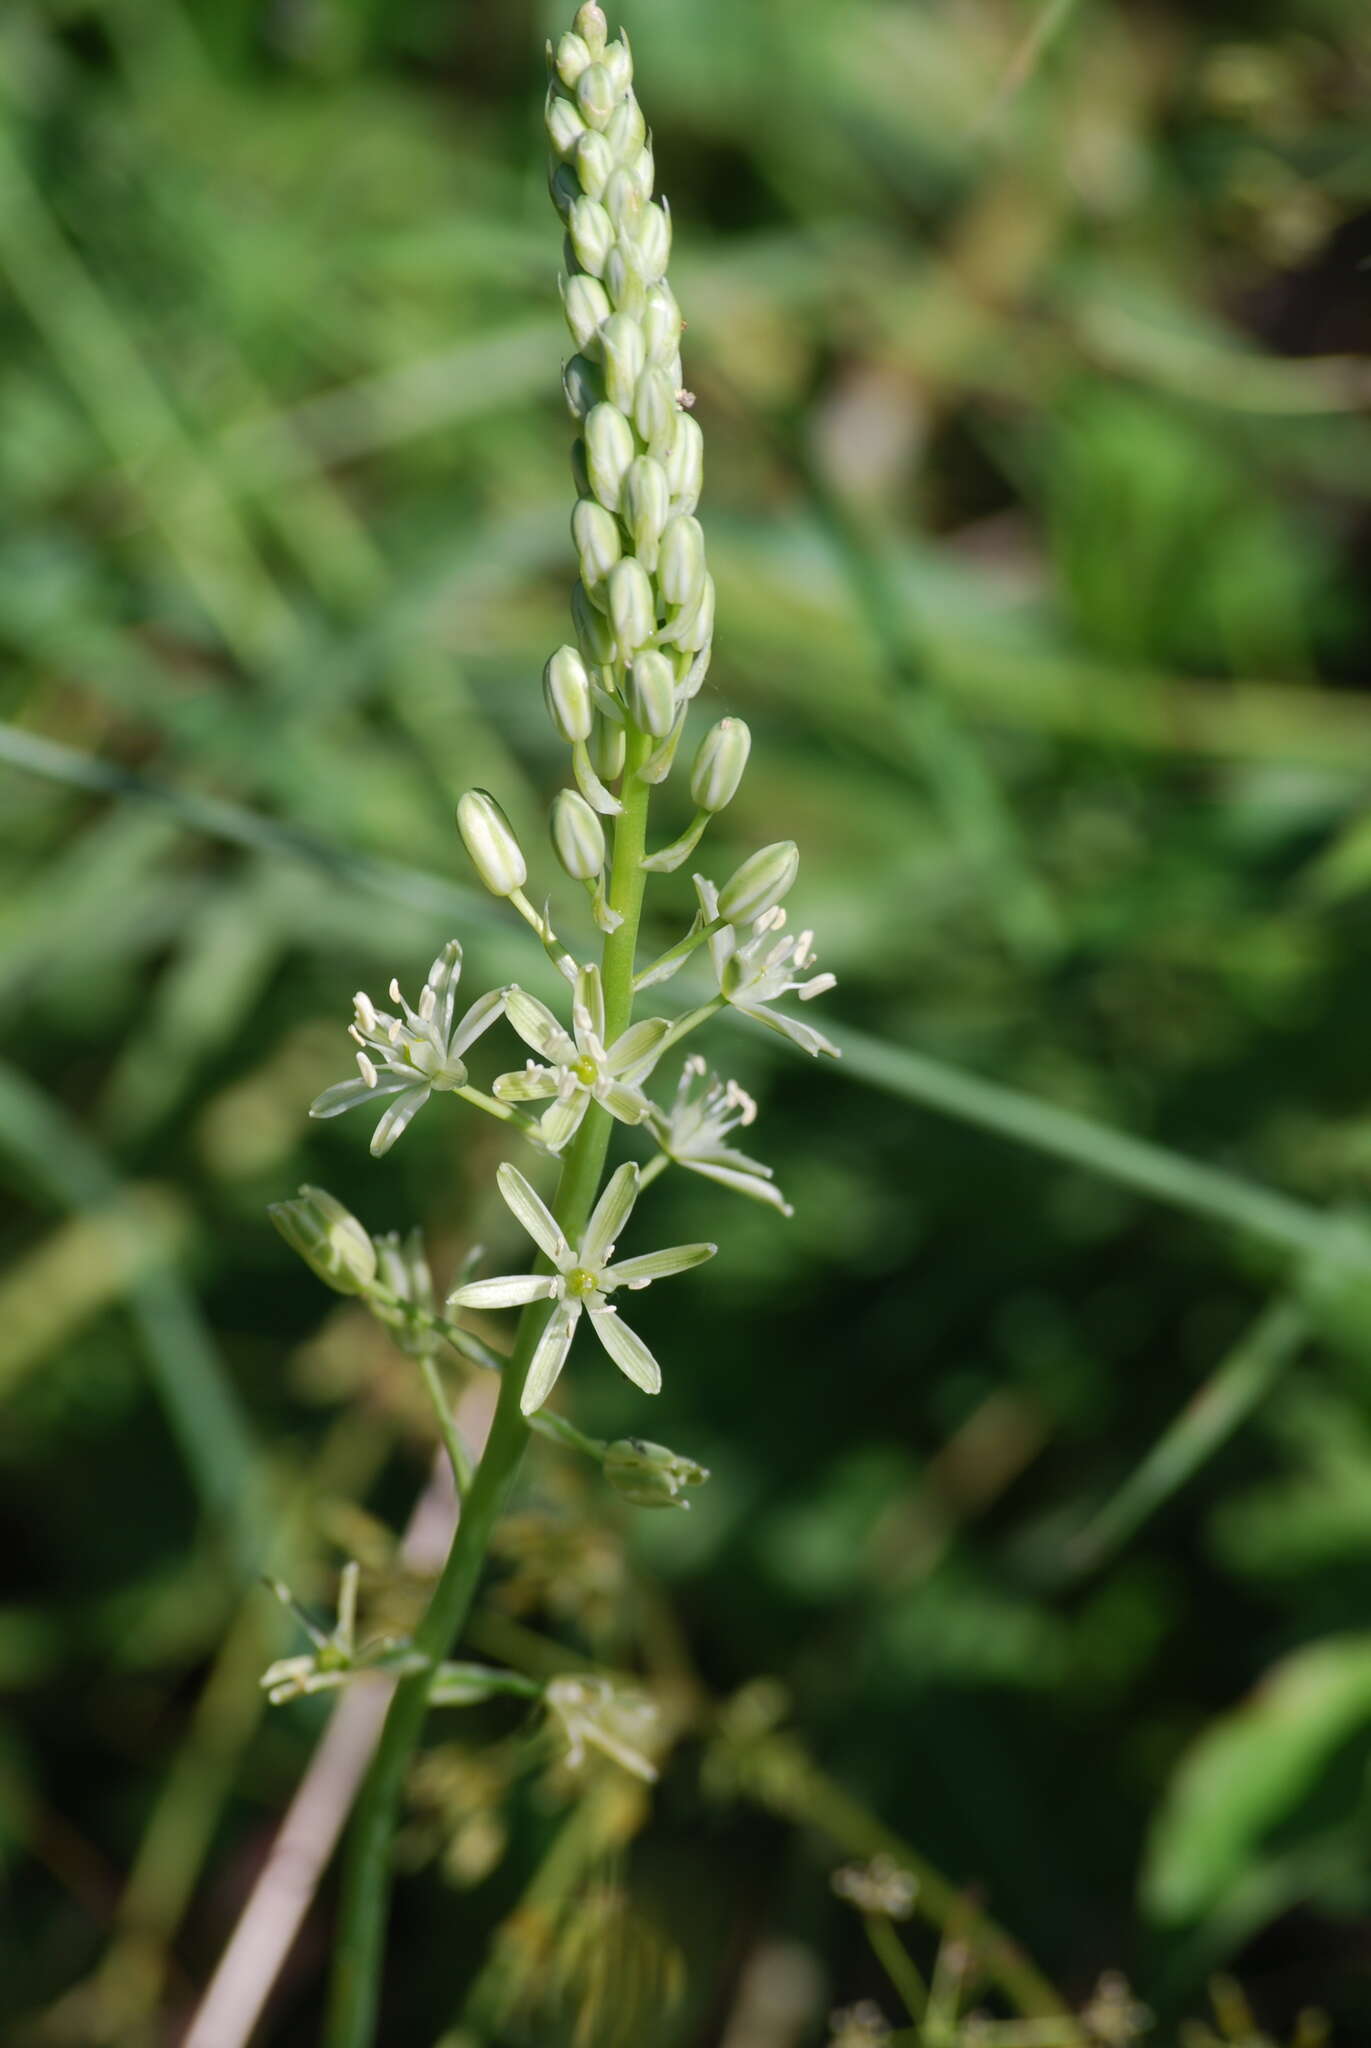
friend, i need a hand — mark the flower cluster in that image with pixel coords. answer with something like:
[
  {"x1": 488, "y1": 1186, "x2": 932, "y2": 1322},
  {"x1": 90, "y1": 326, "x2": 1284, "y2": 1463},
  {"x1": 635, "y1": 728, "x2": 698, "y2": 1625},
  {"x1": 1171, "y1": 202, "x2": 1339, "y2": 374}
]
[{"x1": 275, "y1": 8, "x2": 838, "y2": 1446}]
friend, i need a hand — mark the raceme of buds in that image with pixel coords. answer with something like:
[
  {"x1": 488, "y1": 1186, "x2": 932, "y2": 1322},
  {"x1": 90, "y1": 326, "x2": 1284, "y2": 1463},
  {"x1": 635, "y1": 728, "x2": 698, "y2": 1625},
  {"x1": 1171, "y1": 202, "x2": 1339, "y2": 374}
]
[
  {"x1": 270, "y1": 1186, "x2": 377, "y2": 1297},
  {"x1": 718, "y1": 840, "x2": 799, "y2": 926},
  {"x1": 603, "y1": 1437, "x2": 710, "y2": 1510},
  {"x1": 457, "y1": 790, "x2": 527, "y2": 899}
]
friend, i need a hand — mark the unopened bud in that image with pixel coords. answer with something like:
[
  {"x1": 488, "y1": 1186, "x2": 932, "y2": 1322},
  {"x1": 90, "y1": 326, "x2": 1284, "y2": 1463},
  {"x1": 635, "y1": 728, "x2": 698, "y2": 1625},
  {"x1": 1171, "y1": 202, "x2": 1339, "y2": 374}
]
[
  {"x1": 572, "y1": 495, "x2": 622, "y2": 590},
  {"x1": 457, "y1": 789, "x2": 527, "y2": 899},
  {"x1": 623, "y1": 455, "x2": 670, "y2": 570},
  {"x1": 546, "y1": 92, "x2": 586, "y2": 160},
  {"x1": 584, "y1": 401, "x2": 634, "y2": 511},
  {"x1": 604, "y1": 243, "x2": 646, "y2": 317},
  {"x1": 663, "y1": 409, "x2": 703, "y2": 511},
  {"x1": 633, "y1": 364, "x2": 676, "y2": 451},
  {"x1": 627, "y1": 142, "x2": 655, "y2": 202},
  {"x1": 608, "y1": 556, "x2": 656, "y2": 659},
  {"x1": 641, "y1": 283, "x2": 681, "y2": 365},
  {"x1": 544, "y1": 645, "x2": 593, "y2": 743},
  {"x1": 600, "y1": 310, "x2": 646, "y2": 413},
  {"x1": 691, "y1": 718, "x2": 750, "y2": 813},
  {"x1": 601, "y1": 37, "x2": 632, "y2": 97},
  {"x1": 719, "y1": 840, "x2": 798, "y2": 925},
  {"x1": 658, "y1": 513, "x2": 706, "y2": 608},
  {"x1": 269, "y1": 1187, "x2": 376, "y2": 1298},
  {"x1": 574, "y1": 127, "x2": 615, "y2": 201},
  {"x1": 603, "y1": 167, "x2": 642, "y2": 231},
  {"x1": 568, "y1": 195, "x2": 613, "y2": 276},
  {"x1": 590, "y1": 709, "x2": 626, "y2": 781},
  {"x1": 573, "y1": 4, "x2": 608, "y2": 56},
  {"x1": 555, "y1": 30, "x2": 592, "y2": 88},
  {"x1": 668, "y1": 571, "x2": 714, "y2": 654},
  {"x1": 562, "y1": 273, "x2": 610, "y2": 355},
  {"x1": 606, "y1": 96, "x2": 646, "y2": 160},
  {"x1": 575, "y1": 61, "x2": 615, "y2": 130},
  {"x1": 633, "y1": 198, "x2": 671, "y2": 281},
  {"x1": 562, "y1": 353, "x2": 602, "y2": 420},
  {"x1": 552, "y1": 788, "x2": 606, "y2": 880},
  {"x1": 603, "y1": 1437, "x2": 710, "y2": 1510},
  {"x1": 628, "y1": 649, "x2": 677, "y2": 738}
]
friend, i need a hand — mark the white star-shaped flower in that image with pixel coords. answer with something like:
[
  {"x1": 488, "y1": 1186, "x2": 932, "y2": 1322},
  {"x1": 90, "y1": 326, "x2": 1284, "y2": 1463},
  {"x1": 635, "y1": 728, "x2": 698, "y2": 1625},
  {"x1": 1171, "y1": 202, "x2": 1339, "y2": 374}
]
[
  {"x1": 695, "y1": 875, "x2": 839, "y2": 1059},
  {"x1": 650, "y1": 1057, "x2": 792, "y2": 1214},
  {"x1": 448, "y1": 1159, "x2": 714, "y2": 1414},
  {"x1": 493, "y1": 963, "x2": 671, "y2": 1152},
  {"x1": 309, "y1": 941, "x2": 505, "y2": 1156}
]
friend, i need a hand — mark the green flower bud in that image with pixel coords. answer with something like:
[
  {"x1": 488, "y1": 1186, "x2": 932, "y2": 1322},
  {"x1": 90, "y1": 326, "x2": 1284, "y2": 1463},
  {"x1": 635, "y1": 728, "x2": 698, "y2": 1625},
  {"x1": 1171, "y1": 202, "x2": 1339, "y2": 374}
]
[
  {"x1": 628, "y1": 649, "x2": 677, "y2": 738},
  {"x1": 608, "y1": 556, "x2": 656, "y2": 660},
  {"x1": 691, "y1": 717, "x2": 750, "y2": 812},
  {"x1": 555, "y1": 30, "x2": 592, "y2": 89},
  {"x1": 604, "y1": 244, "x2": 646, "y2": 317},
  {"x1": 562, "y1": 272, "x2": 610, "y2": 355},
  {"x1": 666, "y1": 570, "x2": 714, "y2": 654},
  {"x1": 584, "y1": 400, "x2": 634, "y2": 511},
  {"x1": 664, "y1": 410, "x2": 703, "y2": 512},
  {"x1": 658, "y1": 513, "x2": 706, "y2": 608},
  {"x1": 719, "y1": 840, "x2": 799, "y2": 925},
  {"x1": 573, "y1": 3, "x2": 608, "y2": 56},
  {"x1": 562, "y1": 352, "x2": 603, "y2": 420},
  {"x1": 571, "y1": 577, "x2": 615, "y2": 666},
  {"x1": 545, "y1": 92, "x2": 586, "y2": 161},
  {"x1": 603, "y1": 1437, "x2": 709, "y2": 1510},
  {"x1": 603, "y1": 166, "x2": 642, "y2": 231},
  {"x1": 641, "y1": 283, "x2": 681, "y2": 365},
  {"x1": 623, "y1": 455, "x2": 670, "y2": 571},
  {"x1": 572, "y1": 495, "x2": 622, "y2": 591},
  {"x1": 590, "y1": 707, "x2": 626, "y2": 781},
  {"x1": 575, "y1": 61, "x2": 615, "y2": 129},
  {"x1": 633, "y1": 365, "x2": 676, "y2": 452},
  {"x1": 575, "y1": 128, "x2": 615, "y2": 202},
  {"x1": 600, "y1": 311, "x2": 646, "y2": 413},
  {"x1": 633, "y1": 198, "x2": 671, "y2": 281},
  {"x1": 601, "y1": 37, "x2": 632, "y2": 97},
  {"x1": 551, "y1": 787, "x2": 606, "y2": 880},
  {"x1": 457, "y1": 789, "x2": 528, "y2": 899},
  {"x1": 627, "y1": 143, "x2": 655, "y2": 202},
  {"x1": 606, "y1": 96, "x2": 646, "y2": 159},
  {"x1": 544, "y1": 645, "x2": 593, "y2": 743},
  {"x1": 568, "y1": 194, "x2": 613, "y2": 276},
  {"x1": 269, "y1": 1186, "x2": 377, "y2": 1298}
]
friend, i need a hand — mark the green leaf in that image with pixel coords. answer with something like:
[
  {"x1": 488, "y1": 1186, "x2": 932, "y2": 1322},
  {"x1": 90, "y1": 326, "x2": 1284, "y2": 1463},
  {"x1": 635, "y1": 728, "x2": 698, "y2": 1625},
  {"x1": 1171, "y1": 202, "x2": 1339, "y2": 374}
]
[{"x1": 1143, "y1": 1633, "x2": 1371, "y2": 1927}]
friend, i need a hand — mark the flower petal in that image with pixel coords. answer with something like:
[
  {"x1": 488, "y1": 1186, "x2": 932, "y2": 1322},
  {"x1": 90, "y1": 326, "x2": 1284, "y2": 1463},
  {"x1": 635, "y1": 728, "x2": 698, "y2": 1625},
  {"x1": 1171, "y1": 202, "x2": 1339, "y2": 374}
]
[
  {"x1": 448, "y1": 1273, "x2": 557, "y2": 1311},
  {"x1": 604, "y1": 1242, "x2": 716, "y2": 1288},
  {"x1": 451, "y1": 985, "x2": 507, "y2": 1056},
  {"x1": 520, "y1": 1302, "x2": 580, "y2": 1414},
  {"x1": 492, "y1": 1064, "x2": 560, "y2": 1103},
  {"x1": 683, "y1": 1155, "x2": 794, "y2": 1215},
  {"x1": 595, "y1": 1077, "x2": 650, "y2": 1125},
  {"x1": 425, "y1": 939, "x2": 464, "y2": 1038},
  {"x1": 309, "y1": 1077, "x2": 402, "y2": 1119},
  {"x1": 505, "y1": 988, "x2": 576, "y2": 1064},
  {"x1": 574, "y1": 963, "x2": 606, "y2": 1044},
  {"x1": 496, "y1": 1161, "x2": 567, "y2": 1264},
  {"x1": 539, "y1": 1090, "x2": 590, "y2": 1152},
  {"x1": 370, "y1": 1086, "x2": 430, "y2": 1155},
  {"x1": 587, "y1": 1305, "x2": 661, "y2": 1394},
  {"x1": 605, "y1": 1016, "x2": 672, "y2": 1081},
  {"x1": 582, "y1": 1160, "x2": 640, "y2": 1268},
  {"x1": 735, "y1": 1002, "x2": 840, "y2": 1060}
]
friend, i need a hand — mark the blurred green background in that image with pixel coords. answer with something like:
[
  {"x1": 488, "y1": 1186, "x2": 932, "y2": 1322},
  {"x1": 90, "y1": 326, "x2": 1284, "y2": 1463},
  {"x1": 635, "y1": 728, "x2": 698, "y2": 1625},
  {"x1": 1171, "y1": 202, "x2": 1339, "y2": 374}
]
[{"x1": 2, "y1": 0, "x2": 1370, "y2": 2042}]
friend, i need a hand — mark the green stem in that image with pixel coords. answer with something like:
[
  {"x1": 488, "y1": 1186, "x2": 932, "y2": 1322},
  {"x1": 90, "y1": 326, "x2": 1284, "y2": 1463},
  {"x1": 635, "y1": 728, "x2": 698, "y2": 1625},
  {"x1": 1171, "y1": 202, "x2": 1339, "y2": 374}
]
[
  {"x1": 416, "y1": 1354, "x2": 473, "y2": 1498},
  {"x1": 866, "y1": 1913, "x2": 929, "y2": 2024},
  {"x1": 324, "y1": 736, "x2": 653, "y2": 2047}
]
